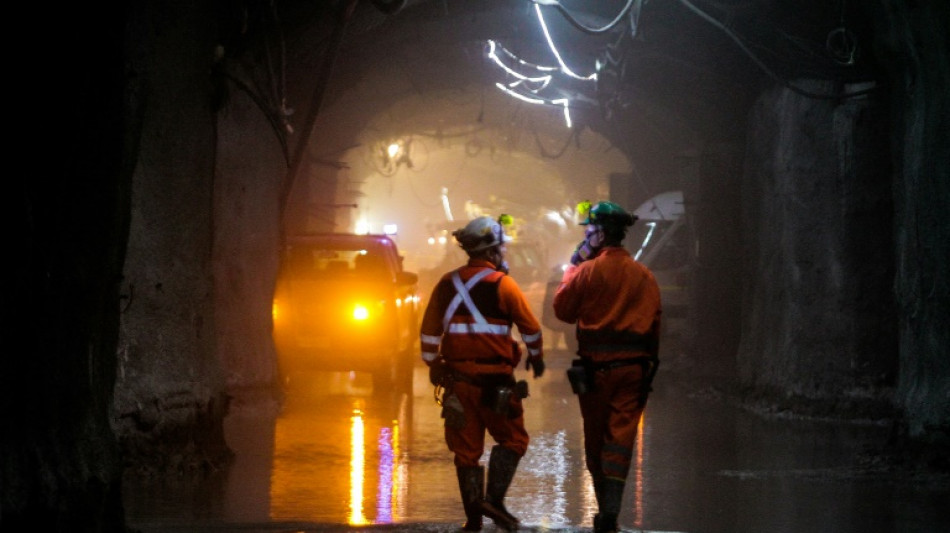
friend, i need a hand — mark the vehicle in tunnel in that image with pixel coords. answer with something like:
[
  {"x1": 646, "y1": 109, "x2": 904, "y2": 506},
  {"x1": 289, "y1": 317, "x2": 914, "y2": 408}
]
[
  {"x1": 629, "y1": 191, "x2": 691, "y2": 340},
  {"x1": 271, "y1": 233, "x2": 420, "y2": 393}
]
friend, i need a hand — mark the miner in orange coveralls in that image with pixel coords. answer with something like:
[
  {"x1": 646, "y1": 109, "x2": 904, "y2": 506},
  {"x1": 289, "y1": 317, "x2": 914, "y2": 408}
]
[
  {"x1": 553, "y1": 201, "x2": 661, "y2": 533},
  {"x1": 420, "y1": 215, "x2": 545, "y2": 531}
]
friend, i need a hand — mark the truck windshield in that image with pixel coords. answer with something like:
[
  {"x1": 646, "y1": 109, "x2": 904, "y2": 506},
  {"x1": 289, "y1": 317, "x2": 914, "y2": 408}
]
[{"x1": 286, "y1": 246, "x2": 388, "y2": 278}]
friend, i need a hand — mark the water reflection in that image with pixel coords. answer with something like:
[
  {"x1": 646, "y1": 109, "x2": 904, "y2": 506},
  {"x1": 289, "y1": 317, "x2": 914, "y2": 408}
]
[
  {"x1": 268, "y1": 374, "x2": 411, "y2": 525},
  {"x1": 515, "y1": 430, "x2": 571, "y2": 526},
  {"x1": 122, "y1": 360, "x2": 950, "y2": 532},
  {"x1": 634, "y1": 413, "x2": 646, "y2": 528},
  {"x1": 349, "y1": 408, "x2": 365, "y2": 524}
]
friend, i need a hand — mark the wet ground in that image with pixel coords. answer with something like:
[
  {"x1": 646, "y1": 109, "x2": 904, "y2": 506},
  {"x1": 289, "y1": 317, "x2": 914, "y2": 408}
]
[{"x1": 123, "y1": 349, "x2": 950, "y2": 533}]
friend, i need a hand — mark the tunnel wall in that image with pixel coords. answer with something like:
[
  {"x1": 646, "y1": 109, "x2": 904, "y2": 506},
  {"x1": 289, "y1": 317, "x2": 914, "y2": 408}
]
[
  {"x1": 4, "y1": 3, "x2": 138, "y2": 529},
  {"x1": 874, "y1": 0, "x2": 950, "y2": 444},
  {"x1": 112, "y1": 1, "x2": 231, "y2": 475},
  {"x1": 212, "y1": 90, "x2": 284, "y2": 392},
  {"x1": 738, "y1": 79, "x2": 897, "y2": 418},
  {"x1": 680, "y1": 144, "x2": 745, "y2": 381}
]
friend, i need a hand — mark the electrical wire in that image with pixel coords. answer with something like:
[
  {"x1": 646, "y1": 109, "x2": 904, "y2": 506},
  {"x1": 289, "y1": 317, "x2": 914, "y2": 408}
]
[
  {"x1": 675, "y1": 0, "x2": 876, "y2": 100},
  {"x1": 530, "y1": 0, "x2": 638, "y2": 35},
  {"x1": 535, "y1": 4, "x2": 598, "y2": 80},
  {"x1": 532, "y1": 123, "x2": 578, "y2": 159}
]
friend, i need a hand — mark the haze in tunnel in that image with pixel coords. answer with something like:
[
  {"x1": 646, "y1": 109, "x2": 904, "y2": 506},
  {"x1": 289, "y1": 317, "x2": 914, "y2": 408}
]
[{"x1": 329, "y1": 87, "x2": 632, "y2": 277}]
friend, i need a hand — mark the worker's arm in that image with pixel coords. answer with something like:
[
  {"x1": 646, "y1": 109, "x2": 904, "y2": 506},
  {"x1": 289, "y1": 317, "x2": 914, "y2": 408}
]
[
  {"x1": 552, "y1": 263, "x2": 585, "y2": 324},
  {"x1": 419, "y1": 277, "x2": 448, "y2": 366},
  {"x1": 497, "y1": 276, "x2": 544, "y2": 376}
]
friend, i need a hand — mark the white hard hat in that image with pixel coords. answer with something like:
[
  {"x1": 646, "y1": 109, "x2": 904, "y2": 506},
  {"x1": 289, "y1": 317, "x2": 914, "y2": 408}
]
[{"x1": 453, "y1": 216, "x2": 511, "y2": 252}]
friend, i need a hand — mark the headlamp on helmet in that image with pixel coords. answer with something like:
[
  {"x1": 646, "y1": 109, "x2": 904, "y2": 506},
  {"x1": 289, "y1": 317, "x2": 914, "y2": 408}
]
[{"x1": 578, "y1": 200, "x2": 637, "y2": 230}]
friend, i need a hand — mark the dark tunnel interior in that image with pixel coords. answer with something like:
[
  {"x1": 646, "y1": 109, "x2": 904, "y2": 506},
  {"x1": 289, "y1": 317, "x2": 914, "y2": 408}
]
[{"x1": 6, "y1": 0, "x2": 949, "y2": 530}]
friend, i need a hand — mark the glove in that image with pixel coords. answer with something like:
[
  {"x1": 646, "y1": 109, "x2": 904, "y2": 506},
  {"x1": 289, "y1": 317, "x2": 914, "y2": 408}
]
[
  {"x1": 428, "y1": 359, "x2": 448, "y2": 386},
  {"x1": 525, "y1": 356, "x2": 545, "y2": 379},
  {"x1": 570, "y1": 226, "x2": 603, "y2": 265}
]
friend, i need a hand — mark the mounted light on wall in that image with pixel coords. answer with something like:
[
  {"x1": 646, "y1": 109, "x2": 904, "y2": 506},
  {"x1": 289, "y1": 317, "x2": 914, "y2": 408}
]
[{"x1": 374, "y1": 137, "x2": 414, "y2": 176}]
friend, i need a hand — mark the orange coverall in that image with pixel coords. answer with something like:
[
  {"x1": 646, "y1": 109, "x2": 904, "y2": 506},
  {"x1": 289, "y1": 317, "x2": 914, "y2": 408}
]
[
  {"x1": 420, "y1": 259, "x2": 543, "y2": 467},
  {"x1": 553, "y1": 247, "x2": 661, "y2": 482}
]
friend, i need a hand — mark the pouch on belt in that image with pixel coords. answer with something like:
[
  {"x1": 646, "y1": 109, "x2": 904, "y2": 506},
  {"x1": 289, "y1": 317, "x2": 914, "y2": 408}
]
[
  {"x1": 442, "y1": 391, "x2": 466, "y2": 429},
  {"x1": 566, "y1": 358, "x2": 592, "y2": 395}
]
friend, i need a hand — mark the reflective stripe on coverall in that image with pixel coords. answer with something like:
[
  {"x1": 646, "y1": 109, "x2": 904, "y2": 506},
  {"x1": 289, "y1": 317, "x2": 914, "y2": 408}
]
[
  {"x1": 553, "y1": 247, "x2": 661, "y2": 482},
  {"x1": 419, "y1": 259, "x2": 543, "y2": 467}
]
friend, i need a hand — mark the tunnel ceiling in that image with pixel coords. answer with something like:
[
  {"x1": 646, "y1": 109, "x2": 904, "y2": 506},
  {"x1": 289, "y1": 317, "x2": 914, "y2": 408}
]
[
  {"x1": 313, "y1": 0, "x2": 877, "y2": 148},
  {"x1": 226, "y1": 0, "x2": 879, "y2": 169},
  {"x1": 243, "y1": 0, "x2": 882, "y2": 235}
]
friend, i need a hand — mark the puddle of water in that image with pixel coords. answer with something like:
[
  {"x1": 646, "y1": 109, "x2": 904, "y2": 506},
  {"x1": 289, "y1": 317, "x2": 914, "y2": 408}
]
[{"x1": 124, "y1": 357, "x2": 950, "y2": 532}]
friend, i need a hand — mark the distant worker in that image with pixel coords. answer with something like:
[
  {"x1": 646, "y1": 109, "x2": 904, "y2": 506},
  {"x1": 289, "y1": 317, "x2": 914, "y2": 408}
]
[
  {"x1": 553, "y1": 201, "x2": 662, "y2": 533},
  {"x1": 541, "y1": 265, "x2": 577, "y2": 353},
  {"x1": 420, "y1": 215, "x2": 545, "y2": 531}
]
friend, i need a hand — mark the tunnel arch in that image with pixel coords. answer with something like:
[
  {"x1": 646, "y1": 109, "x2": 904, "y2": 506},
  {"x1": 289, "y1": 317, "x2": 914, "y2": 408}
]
[
  {"x1": 9, "y1": 0, "x2": 948, "y2": 528},
  {"x1": 300, "y1": 84, "x2": 631, "y2": 272}
]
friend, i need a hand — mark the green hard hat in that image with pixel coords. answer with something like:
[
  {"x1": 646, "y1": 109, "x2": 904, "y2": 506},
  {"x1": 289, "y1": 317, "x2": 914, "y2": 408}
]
[{"x1": 579, "y1": 201, "x2": 637, "y2": 228}]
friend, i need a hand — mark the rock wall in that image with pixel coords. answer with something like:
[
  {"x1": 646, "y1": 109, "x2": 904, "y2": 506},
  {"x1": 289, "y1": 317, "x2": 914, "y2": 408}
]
[
  {"x1": 5, "y1": 2, "x2": 141, "y2": 530},
  {"x1": 212, "y1": 91, "x2": 284, "y2": 392},
  {"x1": 738, "y1": 79, "x2": 897, "y2": 418},
  {"x1": 112, "y1": 1, "x2": 231, "y2": 475},
  {"x1": 874, "y1": 1, "x2": 950, "y2": 444}
]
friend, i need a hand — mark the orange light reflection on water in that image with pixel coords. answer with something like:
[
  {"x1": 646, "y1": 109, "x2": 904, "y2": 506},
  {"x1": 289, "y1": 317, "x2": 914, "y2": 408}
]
[
  {"x1": 269, "y1": 388, "x2": 406, "y2": 525},
  {"x1": 350, "y1": 405, "x2": 405, "y2": 525},
  {"x1": 349, "y1": 409, "x2": 366, "y2": 525},
  {"x1": 633, "y1": 411, "x2": 646, "y2": 528}
]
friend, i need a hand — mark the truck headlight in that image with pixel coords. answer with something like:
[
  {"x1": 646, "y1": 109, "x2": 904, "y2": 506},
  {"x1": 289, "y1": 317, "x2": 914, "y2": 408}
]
[{"x1": 352, "y1": 303, "x2": 370, "y2": 321}]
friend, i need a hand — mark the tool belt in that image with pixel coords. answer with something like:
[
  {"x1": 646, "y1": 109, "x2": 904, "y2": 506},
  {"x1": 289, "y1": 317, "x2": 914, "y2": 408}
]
[
  {"x1": 445, "y1": 370, "x2": 528, "y2": 417},
  {"x1": 449, "y1": 356, "x2": 511, "y2": 365},
  {"x1": 566, "y1": 356, "x2": 659, "y2": 400}
]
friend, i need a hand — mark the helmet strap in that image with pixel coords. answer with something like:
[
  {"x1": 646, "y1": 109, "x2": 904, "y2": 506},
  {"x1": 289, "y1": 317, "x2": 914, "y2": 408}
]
[{"x1": 487, "y1": 245, "x2": 505, "y2": 267}]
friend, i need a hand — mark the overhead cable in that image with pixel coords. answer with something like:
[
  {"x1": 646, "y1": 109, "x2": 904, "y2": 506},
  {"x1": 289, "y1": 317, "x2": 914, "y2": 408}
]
[
  {"x1": 530, "y1": 0, "x2": 638, "y2": 35},
  {"x1": 675, "y1": 0, "x2": 876, "y2": 99}
]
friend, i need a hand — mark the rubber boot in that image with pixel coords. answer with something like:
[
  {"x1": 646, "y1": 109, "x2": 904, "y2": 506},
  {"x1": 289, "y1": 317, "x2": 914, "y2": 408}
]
[
  {"x1": 480, "y1": 445, "x2": 520, "y2": 531},
  {"x1": 457, "y1": 466, "x2": 485, "y2": 531},
  {"x1": 591, "y1": 472, "x2": 605, "y2": 512},
  {"x1": 593, "y1": 478, "x2": 624, "y2": 533}
]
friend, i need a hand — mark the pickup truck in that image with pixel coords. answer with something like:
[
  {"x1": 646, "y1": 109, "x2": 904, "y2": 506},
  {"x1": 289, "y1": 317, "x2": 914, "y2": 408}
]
[{"x1": 271, "y1": 233, "x2": 420, "y2": 393}]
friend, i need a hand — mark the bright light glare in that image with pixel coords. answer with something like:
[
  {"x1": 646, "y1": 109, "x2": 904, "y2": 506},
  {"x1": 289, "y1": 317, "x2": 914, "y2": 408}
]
[
  {"x1": 387, "y1": 143, "x2": 400, "y2": 158},
  {"x1": 634, "y1": 222, "x2": 657, "y2": 261},
  {"x1": 353, "y1": 304, "x2": 370, "y2": 321},
  {"x1": 535, "y1": 4, "x2": 597, "y2": 81},
  {"x1": 383, "y1": 224, "x2": 398, "y2": 235},
  {"x1": 494, "y1": 83, "x2": 573, "y2": 128},
  {"x1": 545, "y1": 210, "x2": 567, "y2": 228},
  {"x1": 427, "y1": 237, "x2": 435, "y2": 245},
  {"x1": 487, "y1": 40, "x2": 553, "y2": 89},
  {"x1": 355, "y1": 219, "x2": 371, "y2": 235},
  {"x1": 349, "y1": 410, "x2": 366, "y2": 525}
]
